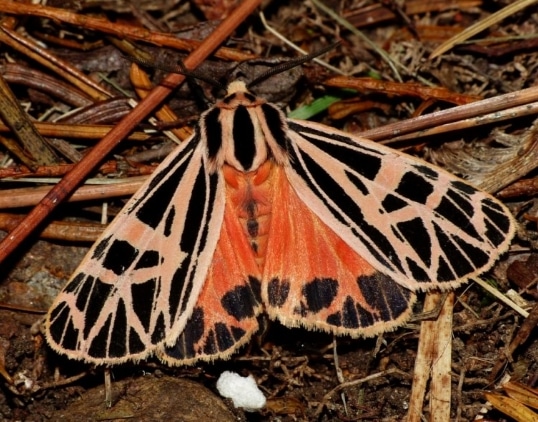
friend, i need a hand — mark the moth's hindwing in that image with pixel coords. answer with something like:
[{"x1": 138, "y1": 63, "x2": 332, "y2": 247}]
[{"x1": 262, "y1": 165, "x2": 417, "y2": 337}]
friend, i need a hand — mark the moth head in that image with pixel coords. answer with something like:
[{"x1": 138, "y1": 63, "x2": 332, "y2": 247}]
[{"x1": 226, "y1": 80, "x2": 250, "y2": 97}]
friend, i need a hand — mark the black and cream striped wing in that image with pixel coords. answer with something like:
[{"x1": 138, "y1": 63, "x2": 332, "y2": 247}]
[
  {"x1": 284, "y1": 119, "x2": 515, "y2": 291},
  {"x1": 44, "y1": 135, "x2": 225, "y2": 364}
]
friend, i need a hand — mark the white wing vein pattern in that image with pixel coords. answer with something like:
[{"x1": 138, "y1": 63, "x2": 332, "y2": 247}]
[
  {"x1": 285, "y1": 119, "x2": 515, "y2": 291},
  {"x1": 45, "y1": 135, "x2": 225, "y2": 364}
]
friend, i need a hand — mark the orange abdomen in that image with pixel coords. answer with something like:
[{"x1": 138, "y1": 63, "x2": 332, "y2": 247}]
[{"x1": 223, "y1": 161, "x2": 275, "y2": 270}]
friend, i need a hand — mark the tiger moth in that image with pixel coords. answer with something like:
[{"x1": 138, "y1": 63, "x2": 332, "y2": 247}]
[{"x1": 44, "y1": 77, "x2": 515, "y2": 366}]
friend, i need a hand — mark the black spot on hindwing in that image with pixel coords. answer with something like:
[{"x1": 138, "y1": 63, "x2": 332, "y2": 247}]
[
  {"x1": 202, "y1": 330, "x2": 217, "y2": 355},
  {"x1": 221, "y1": 284, "x2": 258, "y2": 320},
  {"x1": 357, "y1": 272, "x2": 410, "y2": 322},
  {"x1": 267, "y1": 278, "x2": 290, "y2": 307},
  {"x1": 183, "y1": 307, "x2": 206, "y2": 346},
  {"x1": 214, "y1": 322, "x2": 234, "y2": 351},
  {"x1": 325, "y1": 273, "x2": 412, "y2": 330},
  {"x1": 326, "y1": 296, "x2": 362, "y2": 328},
  {"x1": 302, "y1": 278, "x2": 338, "y2": 313},
  {"x1": 249, "y1": 276, "x2": 262, "y2": 303}
]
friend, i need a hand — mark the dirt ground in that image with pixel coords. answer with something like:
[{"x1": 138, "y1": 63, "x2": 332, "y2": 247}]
[{"x1": 1, "y1": 1, "x2": 538, "y2": 421}]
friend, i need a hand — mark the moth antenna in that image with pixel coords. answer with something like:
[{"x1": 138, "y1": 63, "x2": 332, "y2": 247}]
[{"x1": 247, "y1": 41, "x2": 340, "y2": 89}]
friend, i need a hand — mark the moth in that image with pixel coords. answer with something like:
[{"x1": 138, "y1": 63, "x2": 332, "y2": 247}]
[{"x1": 44, "y1": 78, "x2": 515, "y2": 366}]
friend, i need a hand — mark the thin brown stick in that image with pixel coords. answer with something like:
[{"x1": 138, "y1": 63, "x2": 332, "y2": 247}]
[
  {"x1": 0, "y1": 213, "x2": 105, "y2": 242},
  {"x1": 0, "y1": 121, "x2": 149, "y2": 141},
  {"x1": 407, "y1": 292, "x2": 454, "y2": 421},
  {"x1": 0, "y1": 178, "x2": 146, "y2": 209},
  {"x1": 359, "y1": 85, "x2": 538, "y2": 142},
  {"x1": 0, "y1": 301, "x2": 47, "y2": 314}
]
